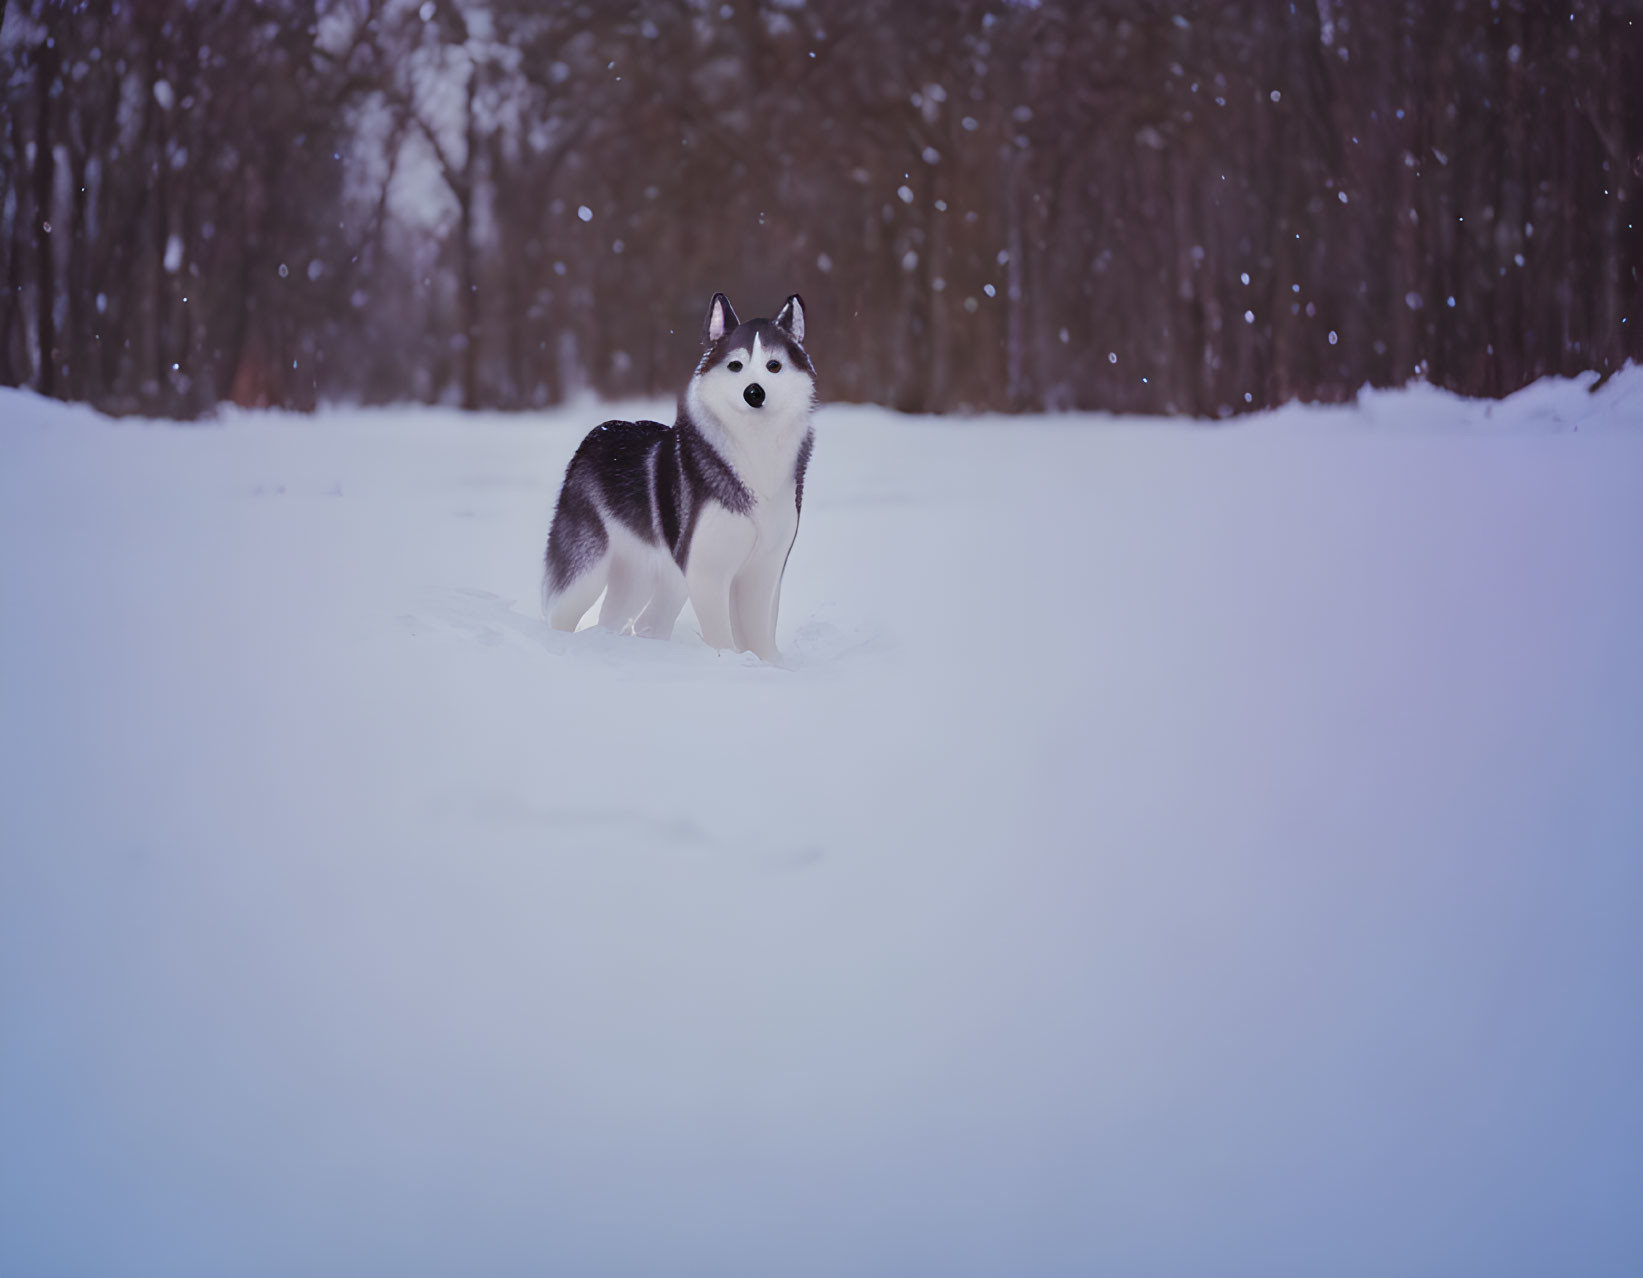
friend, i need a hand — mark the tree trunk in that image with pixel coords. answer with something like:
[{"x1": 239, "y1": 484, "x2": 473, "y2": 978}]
[
  {"x1": 458, "y1": 69, "x2": 479, "y2": 411},
  {"x1": 0, "y1": 111, "x2": 24, "y2": 386},
  {"x1": 66, "y1": 147, "x2": 90, "y2": 401},
  {"x1": 33, "y1": 38, "x2": 59, "y2": 397},
  {"x1": 1004, "y1": 148, "x2": 1028, "y2": 410}
]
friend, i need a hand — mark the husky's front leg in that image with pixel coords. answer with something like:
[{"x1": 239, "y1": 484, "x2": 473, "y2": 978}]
[
  {"x1": 730, "y1": 550, "x2": 788, "y2": 662},
  {"x1": 686, "y1": 506, "x2": 755, "y2": 652},
  {"x1": 686, "y1": 564, "x2": 737, "y2": 651}
]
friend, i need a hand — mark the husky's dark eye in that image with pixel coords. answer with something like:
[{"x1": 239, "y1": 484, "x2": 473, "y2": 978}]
[
  {"x1": 727, "y1": 360, "x2": 743, "y2": 372},
  {"x1": 766, "y1": 360, "x2": 782, "y2": 373}
]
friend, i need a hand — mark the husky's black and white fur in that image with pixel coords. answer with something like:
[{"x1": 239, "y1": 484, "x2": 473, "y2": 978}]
[{"x1": 541, "y1": 293, "x2": 815, "y2": 660}]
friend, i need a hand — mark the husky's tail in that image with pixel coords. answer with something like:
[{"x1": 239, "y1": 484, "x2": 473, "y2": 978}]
[
  {"x1": 539, "y1": 562, "x2": 557, "y2": 620},
  {"x1": 541, "y1": 470, "x2": 611, "y2": 630}
]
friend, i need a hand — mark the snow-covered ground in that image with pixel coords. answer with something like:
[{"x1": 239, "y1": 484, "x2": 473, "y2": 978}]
[{"x1": 3, "y1": 372, "x2": 1641, "y2": 1278}]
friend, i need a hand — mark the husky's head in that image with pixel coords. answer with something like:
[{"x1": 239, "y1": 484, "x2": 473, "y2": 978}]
[{"x1": 689, "y1": 292, "x2": 814, "y2": 426}]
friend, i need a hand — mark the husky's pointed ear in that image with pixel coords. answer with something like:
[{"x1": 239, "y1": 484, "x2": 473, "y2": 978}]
[
  {"x1": 703, "y1": 293, "x2": 739, "y2": 346},
  {"x1": 775, "y1": 293, "x2": 806, "y2": 343}
]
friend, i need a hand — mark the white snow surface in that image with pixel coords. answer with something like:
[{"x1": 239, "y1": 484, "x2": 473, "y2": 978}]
[{"x1": 3, "y1": 372, "x2": 1642, "y2": 1277}]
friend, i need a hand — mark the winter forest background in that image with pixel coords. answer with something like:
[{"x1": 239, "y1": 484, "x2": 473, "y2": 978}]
[{"x1": 1, "y1": 0, "x2": 1640, "y2": 420}]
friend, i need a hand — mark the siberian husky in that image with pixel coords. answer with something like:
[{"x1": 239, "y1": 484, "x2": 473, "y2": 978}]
[{"x1": 541, "y1": 292, "x2": 815, "y2": 661}]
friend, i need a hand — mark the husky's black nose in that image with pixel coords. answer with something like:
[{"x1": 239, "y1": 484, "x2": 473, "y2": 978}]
[{"x1": 743, "y1": 383, "x2": 765, "y2": 408}]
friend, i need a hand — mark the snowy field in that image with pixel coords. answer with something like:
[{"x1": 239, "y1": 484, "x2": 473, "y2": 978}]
[{"x1": 3, "y1": 372, "x2": 1642, "y2": 1278}]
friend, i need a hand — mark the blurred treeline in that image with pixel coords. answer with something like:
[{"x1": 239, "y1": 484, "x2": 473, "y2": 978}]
[{"x1": 1, "y1": 0, "x2": 1639, "y2": 418}]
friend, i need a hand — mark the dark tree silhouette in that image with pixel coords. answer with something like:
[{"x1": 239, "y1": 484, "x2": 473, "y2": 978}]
[{"x1": 2, "y1": 0, "x2": 1638, "y2": 418}]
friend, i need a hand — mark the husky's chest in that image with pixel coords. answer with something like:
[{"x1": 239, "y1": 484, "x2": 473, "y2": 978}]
[
  {"x1": 713, "y1": 414, "x2": 805, "y2": 514},
  {"x1": 688, "y1": 411, "x2": 806, "y2": 564}
]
